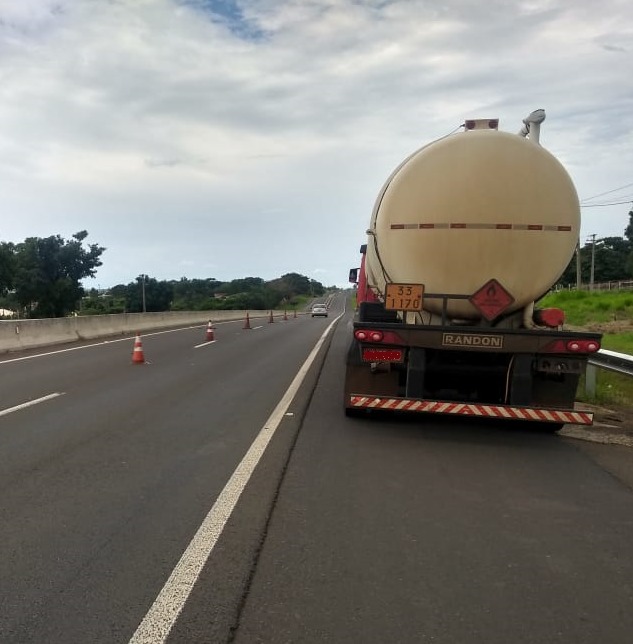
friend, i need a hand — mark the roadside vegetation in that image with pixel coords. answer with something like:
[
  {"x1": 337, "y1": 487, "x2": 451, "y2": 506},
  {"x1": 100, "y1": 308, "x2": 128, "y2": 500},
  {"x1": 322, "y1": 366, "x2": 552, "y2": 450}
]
[
  {"x1": 0, "y1": 230, "x2": 330, "y2": 318},
  {"x1": 539, "y1": 290, "x2": 633, "y2": 352},
  {"x1": 539, "y1": 290, "x2": 633, "y2": 405}
]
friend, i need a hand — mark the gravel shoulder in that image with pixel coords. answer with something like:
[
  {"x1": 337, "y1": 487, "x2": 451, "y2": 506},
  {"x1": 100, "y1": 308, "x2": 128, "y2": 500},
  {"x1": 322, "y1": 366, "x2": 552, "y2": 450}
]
[{"x1": 561, "y1": 403, "x2": 633, "y2": 448}]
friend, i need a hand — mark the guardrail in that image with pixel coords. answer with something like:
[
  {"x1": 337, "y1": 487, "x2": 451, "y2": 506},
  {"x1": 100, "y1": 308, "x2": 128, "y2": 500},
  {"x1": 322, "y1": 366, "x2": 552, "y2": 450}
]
[
  {"x1": 585, "y1": 349, "x2": 633, "y2": 397},
  {"x1": 0, "y1": 309, "x2": 292, "y2": 354},
  {"x1": 555, "y1": 280, "x2": 633, "y2": 292}
]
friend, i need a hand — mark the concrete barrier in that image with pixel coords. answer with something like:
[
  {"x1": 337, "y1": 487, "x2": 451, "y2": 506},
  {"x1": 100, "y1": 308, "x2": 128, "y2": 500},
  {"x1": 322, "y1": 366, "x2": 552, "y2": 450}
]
[{"x1": 0, "y1": 310, "x2": 293, "y2": 354}]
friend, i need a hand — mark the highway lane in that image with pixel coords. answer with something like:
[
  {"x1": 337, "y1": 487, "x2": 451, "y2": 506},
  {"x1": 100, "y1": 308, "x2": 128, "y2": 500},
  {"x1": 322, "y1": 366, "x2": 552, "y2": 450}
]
[
  {"x1": 0, "y1": 307, "x2": 340, "y2": 643},
  {"x1": 4, "y1": 295, "x2": 633, "y2": 644},
  {"x1": 224, "y1": 306, "x2": 633, "y2": 644}
]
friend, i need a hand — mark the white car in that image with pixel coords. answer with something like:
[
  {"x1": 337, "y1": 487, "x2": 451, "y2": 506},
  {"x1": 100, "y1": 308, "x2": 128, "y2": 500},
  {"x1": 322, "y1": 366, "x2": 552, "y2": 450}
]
[{"x1": 311, "y1": 304, "x2": 328, "y2": 317}]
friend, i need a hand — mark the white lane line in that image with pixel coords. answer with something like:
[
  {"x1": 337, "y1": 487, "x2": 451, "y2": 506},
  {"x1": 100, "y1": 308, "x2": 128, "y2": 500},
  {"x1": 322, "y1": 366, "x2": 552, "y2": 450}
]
[
  {"x1": 0, "y1": 393, "x2": 65, "y2": 418},
  {"x1": 193, "y1": 340, "x2": 217, "y2": 349},
  {"x1": 1, "y1": 316, "x2": 301, "y2": 366},
  {"x1": 0, "y1": 325, "x2": 219, "y2": 365},
  {"x1": 0, "y1": 340, "x2": 129, "y2": 364},
  {"x1": 128, "y1": 312, "x2": 343, "y2": 644},
  {"x1": 251, "y1": 325, "x2": 263, "y2": 330}
]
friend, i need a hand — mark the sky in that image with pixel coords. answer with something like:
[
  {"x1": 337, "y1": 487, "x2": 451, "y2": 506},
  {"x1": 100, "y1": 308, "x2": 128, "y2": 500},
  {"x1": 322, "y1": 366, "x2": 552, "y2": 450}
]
[{"x1": 1, "y1": 0, "x2": 632, "y2": 289}]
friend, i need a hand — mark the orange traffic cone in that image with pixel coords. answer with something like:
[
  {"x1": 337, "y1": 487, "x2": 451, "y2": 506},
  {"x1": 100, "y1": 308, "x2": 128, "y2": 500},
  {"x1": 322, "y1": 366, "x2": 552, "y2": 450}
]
[
  {"x1": 269, "y1": 310, "x2": 274, "y2": 323},
  {"x1": 132, "y1": 333, "x2": 145, "y2": 364},
  {"x1": 243, "y1": 312, "x2": 252, "y2": 329},
  {"x1": 205, "y1": 320, "x2": 215, "y2": 342},
  {"x1": 283, "y1": 310, "x2": 288, "y2": 321}
]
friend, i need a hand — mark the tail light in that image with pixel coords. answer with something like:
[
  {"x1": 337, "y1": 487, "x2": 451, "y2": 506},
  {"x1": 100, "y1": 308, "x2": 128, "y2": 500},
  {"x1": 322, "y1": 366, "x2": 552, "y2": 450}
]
[
  {"x1": 362, "y1": 348, "x2": 404, "y2": 363},
  {"x1": 542, "y1": 338, "x2": 601, "y2": 354},
  {"x1": 566, "y1": 339, "x2": 600, "y2": 353},
  {"x1": 533, "y1": 308, "x2": 565, "y2": 328},
  {"x1": 355, "y1": 329, "x2": 384, "y2": 342},
  {"x1": 465, "y1": 119, "x2": 499, "y2": 130}
]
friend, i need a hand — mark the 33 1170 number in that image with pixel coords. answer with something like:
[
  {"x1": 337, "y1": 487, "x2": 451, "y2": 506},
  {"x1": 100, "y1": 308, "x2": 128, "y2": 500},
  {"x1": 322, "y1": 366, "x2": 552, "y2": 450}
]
[{"x1": 384, "y1": 283, "x2": 424, "y2": 311}]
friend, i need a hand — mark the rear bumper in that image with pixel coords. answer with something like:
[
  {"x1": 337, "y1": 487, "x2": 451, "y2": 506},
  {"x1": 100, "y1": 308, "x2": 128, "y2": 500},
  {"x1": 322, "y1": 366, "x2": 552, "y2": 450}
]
[{"x1": 347, "y1": 395, "x2": 593, "y2": 425}]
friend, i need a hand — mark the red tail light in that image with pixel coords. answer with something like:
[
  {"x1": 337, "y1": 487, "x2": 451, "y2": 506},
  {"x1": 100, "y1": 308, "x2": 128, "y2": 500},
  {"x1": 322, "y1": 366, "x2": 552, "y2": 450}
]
[
  {"x1": 534, "y1": 308, "x2": 565, "y2": 328},
  {"x1": 465, "y1": 119, "x2": 498, "y2": 130},
  {"x1": 355, "y1": 329, "x2": 384, "y2": 342},
  {"x1": 362, "y1": 348, "x2": 404, "y2": 363},
  {"x1": 566, "y1": 339, "x2": 600, "y2": 353},
  {"x1": 542, "y1": 338, "x2": 601, "y2": 354}
]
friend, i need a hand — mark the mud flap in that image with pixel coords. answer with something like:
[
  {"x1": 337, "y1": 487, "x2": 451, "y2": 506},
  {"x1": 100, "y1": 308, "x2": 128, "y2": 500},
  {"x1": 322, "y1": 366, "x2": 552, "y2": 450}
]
[{"x1": 405, "y1": 347, "x2": 426, "y2": 398}]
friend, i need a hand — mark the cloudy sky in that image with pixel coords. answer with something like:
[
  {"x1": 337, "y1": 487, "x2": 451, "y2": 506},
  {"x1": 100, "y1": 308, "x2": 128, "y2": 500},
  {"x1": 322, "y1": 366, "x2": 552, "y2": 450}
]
[{"x1": 1, "y1": 0, "x2": 632, "y2": 289}]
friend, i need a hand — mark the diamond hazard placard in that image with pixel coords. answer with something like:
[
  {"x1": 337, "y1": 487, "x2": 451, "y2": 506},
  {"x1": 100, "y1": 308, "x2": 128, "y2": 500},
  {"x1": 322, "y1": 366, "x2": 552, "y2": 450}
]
[{"x1": 469, "y1": 279, "x2": 515, "y2": 321}]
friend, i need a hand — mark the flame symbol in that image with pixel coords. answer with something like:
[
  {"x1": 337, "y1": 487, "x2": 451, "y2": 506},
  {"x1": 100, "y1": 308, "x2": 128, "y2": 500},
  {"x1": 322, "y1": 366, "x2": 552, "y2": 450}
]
[{"x1": 486, "y1": 283, "x2": 497, "y2": 297}]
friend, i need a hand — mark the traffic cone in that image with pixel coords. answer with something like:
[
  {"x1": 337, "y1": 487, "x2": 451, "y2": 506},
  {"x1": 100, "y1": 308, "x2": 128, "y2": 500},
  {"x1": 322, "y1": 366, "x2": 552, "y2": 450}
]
[
  {"x1": 283, "y1": 310, "x2": 288, "y2": 321},
  {"x1": 293, "y1": 309, "x2": 297, "y2": 319},
  {"x1": 205, "y1": 320, "x2": 215, "y2": 342},
  {"x1": 269, "y1": 310, "x2": 274, "y2": 323},
  {"x1": 243, "y1": 312, "x2": 252, "y2": 329},
  {"x1": 132, "y1": 333, "x2": 145, "y2": 364}
]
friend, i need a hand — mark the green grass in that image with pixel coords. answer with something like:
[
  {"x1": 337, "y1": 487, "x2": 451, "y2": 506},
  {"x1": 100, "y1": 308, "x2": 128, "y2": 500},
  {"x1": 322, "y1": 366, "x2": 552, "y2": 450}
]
[
  {"x1": 539, "y1": 290, "x2": 633, "y2": 326},
  {"x1": 600, "y1": 332, "x2": 633, "y2": 354},
  {"x1": 576, "y1": 371, "x2": 633, "y2": 406},
  {"x1": 287, "y1": 294, "x2": 313, "y2": 310},
  {"x1": 539, "y1": 291, "x2": 633, "y2": 405}
]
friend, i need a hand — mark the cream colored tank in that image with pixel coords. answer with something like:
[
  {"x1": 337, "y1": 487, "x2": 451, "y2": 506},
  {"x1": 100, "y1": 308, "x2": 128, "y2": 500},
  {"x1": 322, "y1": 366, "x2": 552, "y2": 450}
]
[{"x1": 365, "y1": 129, "x2": 579, "y2": 320}]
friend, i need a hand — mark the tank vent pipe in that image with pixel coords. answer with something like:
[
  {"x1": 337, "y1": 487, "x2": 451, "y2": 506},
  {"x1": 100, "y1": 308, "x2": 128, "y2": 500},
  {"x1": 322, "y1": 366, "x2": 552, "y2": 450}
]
[{"x1": 518, "y1": 109, "x2": 546, "y2": 144}]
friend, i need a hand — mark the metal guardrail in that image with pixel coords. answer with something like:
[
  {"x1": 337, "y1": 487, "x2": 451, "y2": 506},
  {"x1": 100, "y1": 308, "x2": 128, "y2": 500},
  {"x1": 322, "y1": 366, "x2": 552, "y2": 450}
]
[
  {"x1": 585, "y1": 349, "x2": 633, "y2": 397},
  {"x1": 555, "y1": 281, "x2": 633, "y2": 292}
]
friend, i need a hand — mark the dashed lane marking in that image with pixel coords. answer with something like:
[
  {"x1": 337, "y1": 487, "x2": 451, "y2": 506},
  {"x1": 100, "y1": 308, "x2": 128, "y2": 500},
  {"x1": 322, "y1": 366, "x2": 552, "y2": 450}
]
[
  {"x1": 0, "y1": 393, "x2": 65, "y2": 418},
  {"x1": 128, "y1": 311, "x2": 343, "y2": 644}
]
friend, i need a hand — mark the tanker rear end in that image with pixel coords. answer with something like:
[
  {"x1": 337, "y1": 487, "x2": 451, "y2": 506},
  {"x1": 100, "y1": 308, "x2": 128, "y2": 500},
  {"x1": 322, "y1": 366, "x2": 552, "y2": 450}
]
[{"x1": 345, "y1": 112, "x2": 601, "y2": 430}]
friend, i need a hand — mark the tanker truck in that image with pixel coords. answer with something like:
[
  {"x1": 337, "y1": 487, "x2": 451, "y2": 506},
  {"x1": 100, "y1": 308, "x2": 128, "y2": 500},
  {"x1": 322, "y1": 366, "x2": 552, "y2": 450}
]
[{"x1": 345, "y1": 110, "x2": 601, "y2": 430}]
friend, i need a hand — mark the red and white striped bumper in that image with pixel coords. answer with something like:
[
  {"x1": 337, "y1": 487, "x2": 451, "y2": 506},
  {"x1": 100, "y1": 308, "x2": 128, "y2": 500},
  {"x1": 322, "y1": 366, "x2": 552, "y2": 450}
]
[{"x1": 348, "y1": 395, "x2": 593, "y2": 425}]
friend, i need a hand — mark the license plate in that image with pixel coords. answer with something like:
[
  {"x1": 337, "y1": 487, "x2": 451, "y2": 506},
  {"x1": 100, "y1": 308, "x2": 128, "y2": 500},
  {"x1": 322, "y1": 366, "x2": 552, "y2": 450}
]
[{"x1": 384, "y1": 283, "x2": 424, "y2": 311}]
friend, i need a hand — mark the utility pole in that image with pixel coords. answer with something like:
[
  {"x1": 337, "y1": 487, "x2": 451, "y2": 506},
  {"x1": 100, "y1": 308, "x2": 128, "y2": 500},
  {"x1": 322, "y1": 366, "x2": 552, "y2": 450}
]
[
  {"x1": 587, "y1": 234, "x2": 597, "y2": 291},
  {"x1": 140, "y1": 274, "x2": 147, "y2": 313},
  {"x1": 576, "y1": 240, "x2": 581, "y2": 290}
]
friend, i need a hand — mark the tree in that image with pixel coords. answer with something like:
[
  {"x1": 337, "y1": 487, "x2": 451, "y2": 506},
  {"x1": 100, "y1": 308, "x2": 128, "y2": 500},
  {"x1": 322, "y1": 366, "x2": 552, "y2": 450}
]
[
  {"x1": 557, "y1": 234, "x2": 632, "y2": 286},
  {"x1": 223, "y1": 277, "x2": 265, "y2": 295},
  {"x1": 121, "y1": 276, "x2": 174, "y2": 313},
  {"x1": 593, "y1": 236, "x2": 631, "y2": 281},
  {"x1": 0, "y1": 242, "x2": 16, "y2": 296},
  {"x1": 170, "y1": 278, "x2": 221, "y2": 310},
  {"x1": 14, "y1": 231, "x2": 105, "y2": 317},
  {"x1": 625, "y1": 208, "x2": 633, "y2": 277},
  {"x1": 267, "y1": 272, "x2": 325, "y2": 299}
]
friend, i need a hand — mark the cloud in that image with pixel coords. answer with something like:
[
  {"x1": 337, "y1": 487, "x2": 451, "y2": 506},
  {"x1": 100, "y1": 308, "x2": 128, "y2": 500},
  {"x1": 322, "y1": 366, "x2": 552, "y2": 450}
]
[{"x1": 0, "y1": 0, "x2": 632, "y2": 288}]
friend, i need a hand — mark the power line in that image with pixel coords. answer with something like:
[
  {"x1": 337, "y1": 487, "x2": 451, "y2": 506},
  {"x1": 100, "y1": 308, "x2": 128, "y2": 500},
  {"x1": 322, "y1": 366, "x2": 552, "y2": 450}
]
[
  {"x1": 580, "y1": 181, "x2": 633, "y2": 203},
  {"x1": 581, "y1": 200, "x2": 633, "y2": 208}
]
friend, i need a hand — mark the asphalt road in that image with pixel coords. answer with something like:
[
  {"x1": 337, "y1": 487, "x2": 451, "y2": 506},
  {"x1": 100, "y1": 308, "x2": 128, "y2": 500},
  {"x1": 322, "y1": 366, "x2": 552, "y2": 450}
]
[
  {"x1": 230, "y1": 317, "x2": 633, "y2": 644},
  {"x1": 2, "y1": 297, "x2": 633, "y2": 644},
  {"x1": 0, "y1": 308, "x2": 336, "y2": 643}
]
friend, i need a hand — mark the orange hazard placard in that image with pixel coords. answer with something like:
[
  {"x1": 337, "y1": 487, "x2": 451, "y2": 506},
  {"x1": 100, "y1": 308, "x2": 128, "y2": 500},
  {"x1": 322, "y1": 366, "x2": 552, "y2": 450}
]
[
  {"x1": 385, "y1": 283, "x2": 424, "y2": 311},
  {"x1": 469, "y1": 279, "x2": 514, "y2": 321}
]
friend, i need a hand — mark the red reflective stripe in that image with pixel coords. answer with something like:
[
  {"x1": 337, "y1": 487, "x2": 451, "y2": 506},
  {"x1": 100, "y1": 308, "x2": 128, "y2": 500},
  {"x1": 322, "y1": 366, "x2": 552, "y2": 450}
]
[
  {"x1": 389, "y1": 223, "x2": 571, "y2": 231},
  {"x1": 348, "y1": 396, "x2": 593, "y2": 424}
]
